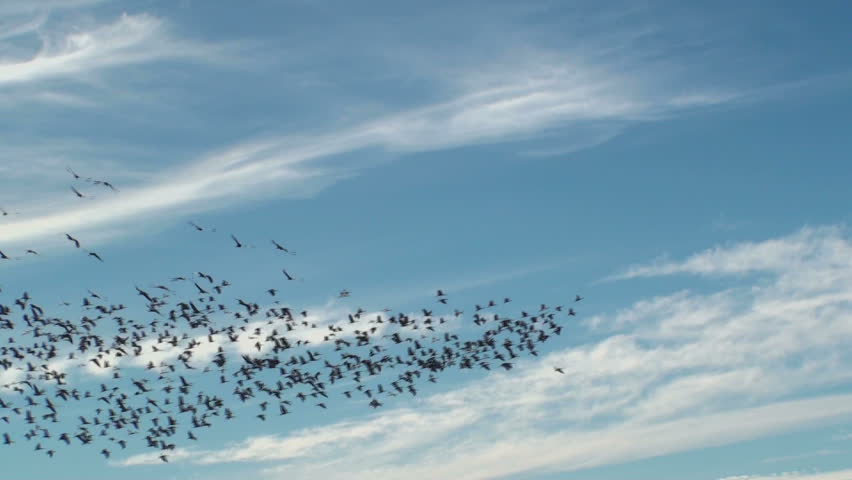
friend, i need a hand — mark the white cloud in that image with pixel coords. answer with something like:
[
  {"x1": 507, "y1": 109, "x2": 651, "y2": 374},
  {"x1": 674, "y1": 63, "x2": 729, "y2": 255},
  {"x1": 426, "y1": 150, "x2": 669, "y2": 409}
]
[
  {"x1": 762, "y1": 450, "x2": 846, "y2": 464},
  {"x1": 719, "y1": 469, "x2": 852, "y2": 480},
  {"x1": 113, "y1": 225, "x2": 852, "y2": 480},
  {"x1": 605, "y1": 225, "x2": 850, "y2": 281},
  {"x1": 0, "y1": 58, "x2": 735, "y2": 252},
  {"x1": 0, "y1": 11, "x2": 47, "y2": 41},
  {"x1": 0, "y1": 13, "x2": 222, "y2": 86}
]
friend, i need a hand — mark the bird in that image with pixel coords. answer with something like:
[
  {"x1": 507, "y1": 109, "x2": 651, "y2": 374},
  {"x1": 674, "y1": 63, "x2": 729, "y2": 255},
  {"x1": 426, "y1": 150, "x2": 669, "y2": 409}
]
[
  {"x1": 230, "y1": 235, "x2": 243, "y2": 248},
  {"x1": 70, "y1": 186, "x2": 86, "y2": 198},
  {"x1": 65, "y1": 234, "x2": 81, "y2": 248},
  {"x1": 0, "y1": 217, "x2": 582, "y2": 465},
  {"x1": 271, "y1": 240, "x2": 290, "y2": 253},
  {"x1": 94, "y1": 180, "x2": 118, "y2": 192}
]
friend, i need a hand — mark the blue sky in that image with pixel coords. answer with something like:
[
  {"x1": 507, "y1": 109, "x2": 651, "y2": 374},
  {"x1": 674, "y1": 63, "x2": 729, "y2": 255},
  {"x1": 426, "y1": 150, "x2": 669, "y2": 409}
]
[{"x1": 1, "y1": 0, "x2": 852, "y2": 479}]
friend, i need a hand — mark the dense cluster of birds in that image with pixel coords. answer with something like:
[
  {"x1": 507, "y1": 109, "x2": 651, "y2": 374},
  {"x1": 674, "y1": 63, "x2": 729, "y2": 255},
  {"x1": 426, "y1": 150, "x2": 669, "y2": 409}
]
[{"x1": 0, "y1": 168, "x2": 583, "y2": 463}]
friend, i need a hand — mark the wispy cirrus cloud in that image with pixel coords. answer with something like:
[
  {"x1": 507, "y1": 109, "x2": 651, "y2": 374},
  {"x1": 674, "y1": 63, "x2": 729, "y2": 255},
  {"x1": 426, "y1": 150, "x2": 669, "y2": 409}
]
[
  {"x1": 0, "y1": 2, "x2": 761, "y2": 256},
  {"x1": 114, "y1": 225, "x2": 852, "y2": 479},
  {"x1": 602, "y1": 225, "x2": 850, "y2": 281},
  {"x1": 719, "y1": 469, "x2": 852, "y2": 480},
  {"x1": 0, "y1": 58, "x2": 735, "y2": 251},
  {"x1": 0, "y1": 12, "x2": 228, "y2": 87}
]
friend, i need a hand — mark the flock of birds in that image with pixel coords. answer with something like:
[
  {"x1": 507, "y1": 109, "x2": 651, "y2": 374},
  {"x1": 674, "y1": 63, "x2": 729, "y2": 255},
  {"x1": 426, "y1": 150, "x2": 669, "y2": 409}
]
[{"x1": 0, "y1": 169, "x2": 583, "y2": 463}]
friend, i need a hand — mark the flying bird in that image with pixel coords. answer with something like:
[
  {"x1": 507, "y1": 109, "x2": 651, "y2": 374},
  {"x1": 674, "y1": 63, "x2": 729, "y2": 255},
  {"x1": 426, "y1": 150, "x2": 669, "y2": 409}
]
[{"x1": 65, "y1": 234, "x2": 81, "y2": 248}]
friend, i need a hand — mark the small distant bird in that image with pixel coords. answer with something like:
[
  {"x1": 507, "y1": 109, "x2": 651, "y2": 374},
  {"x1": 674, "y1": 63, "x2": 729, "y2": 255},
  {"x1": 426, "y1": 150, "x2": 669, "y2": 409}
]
[
  {"x1": 575, "y1": 295, "x2": 583, "y2": 302},
  {"x1": 282, "y1": 269, "x2": 295, "y2": 281},
  {"x1": 271, "y1": 240, "x2": 289, "y2": 252},
  {"x1": 554, "y1": 367, "x2": 565, "y2": 374},
  {"x1": 98, "y1": 181, "x2": 118, "y2": 191},
  {"x1": 66, "y1": 167, "x2": 80, "y2": 179},
  {"x1": 230, "y1": 234, "x2": 243, "y2": 248},
  {"x1": 65, "y1": 234, "x2": 81, "y2": 248},
  {"x1": 70, "y1": 186, "x2": 86, "y2": 198},
  {"x1": 87, "y1": 251, "x2": 104, "y2": 262}
]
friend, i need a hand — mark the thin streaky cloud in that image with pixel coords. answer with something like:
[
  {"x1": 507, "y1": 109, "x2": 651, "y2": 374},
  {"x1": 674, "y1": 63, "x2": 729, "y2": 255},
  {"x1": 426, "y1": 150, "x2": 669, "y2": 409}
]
[
  {"x1": 0, "y1": 11, "x2": 47, "y2": 41},
  {"x1": 601, "y1": 225, "x2": 848, "y2": 281},
  {"x1": 109, "y1": 224, "x2": 852, "y2": 479},
  {"x1": 0, "y1": 0, "x2": 105, "y2": 14},
  {"x1": 718, "y1": 469, "x2": 852, "y2": 480},
  {"x1": 0, "y1": 58, "x2": 737, "y2": 249},
  {"x1": 0, "y1": 13, "x2": 227, "y2": 86}
]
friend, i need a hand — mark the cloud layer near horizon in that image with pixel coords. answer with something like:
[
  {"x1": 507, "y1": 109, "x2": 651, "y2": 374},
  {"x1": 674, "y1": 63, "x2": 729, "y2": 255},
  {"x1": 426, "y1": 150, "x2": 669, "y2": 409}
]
[{"x1": 113, "y1": 225, "x2": 852, "y2": 479}]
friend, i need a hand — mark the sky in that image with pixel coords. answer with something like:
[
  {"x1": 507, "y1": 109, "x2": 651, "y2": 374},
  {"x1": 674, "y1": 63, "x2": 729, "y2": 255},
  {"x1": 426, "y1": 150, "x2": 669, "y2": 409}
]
[{"x1": 1, "y1": 0, "x2": 852, "y2": 479}]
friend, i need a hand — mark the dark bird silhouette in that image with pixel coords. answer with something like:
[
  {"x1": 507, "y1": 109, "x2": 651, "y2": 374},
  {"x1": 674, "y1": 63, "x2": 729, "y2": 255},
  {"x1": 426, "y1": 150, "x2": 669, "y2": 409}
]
[
  {"x1": 230, "y1": 235, "x2": 243, "y2": 248},
  {"x1": 0, "y1": 219, "x2": 583, "y2": 464},
  {"x1": 65, "y1": 234, "x2": 81, "y2": 248},
  {"x1": 70, "y1": 186, "x2": 86, "y2": 198},
  {"x1": 271, "y1": 240, "x2": 289, "y2": 253}
]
